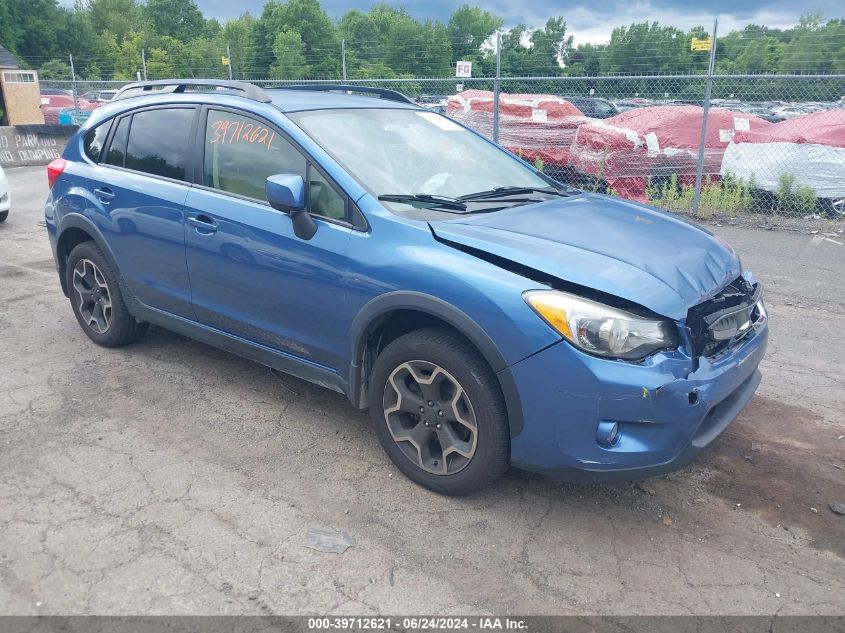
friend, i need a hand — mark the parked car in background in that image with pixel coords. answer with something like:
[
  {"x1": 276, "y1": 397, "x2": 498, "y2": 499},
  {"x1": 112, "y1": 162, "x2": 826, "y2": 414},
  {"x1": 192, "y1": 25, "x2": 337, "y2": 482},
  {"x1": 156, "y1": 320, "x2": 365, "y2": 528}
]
[
  {"x1": 569, "y1": 105, "x2": 771, "y2": 201},
  {"x1": 414, "y1": 94, "x2": 449, "y2": 115},
  {"x1": 40, "y1": 88, "x2": 73, "y2": 97},
  {"x1": 447, "y1": 89, "x2": 590, "y2": 181},
  {"x1": 81, "y1": 90, "x2": 117, "y2": 104},
  {"x1": 613, "y1": 99, "x2": 648, "y2": 112},
  {"x1": 721, "y1": 109, "x2": 845, "y2": 214},
  {"x1": 41, "y1": 94, "x2": 96, "y2": 125},
  {"x1": 0, "y1": 164, "x2": 9, "y2": 222},
  {"x1": 739, "y1": 106, "x2": 785, "y2": 123},
  {"x1": 562, "y1": 96, "x2": 619, "y2": 119},
  {"x1": 772, "y1": 105, "x2": 809, "y2": 120},
  {"x1": 45, "y1": 79, "x2": 768, "y2": 495}
]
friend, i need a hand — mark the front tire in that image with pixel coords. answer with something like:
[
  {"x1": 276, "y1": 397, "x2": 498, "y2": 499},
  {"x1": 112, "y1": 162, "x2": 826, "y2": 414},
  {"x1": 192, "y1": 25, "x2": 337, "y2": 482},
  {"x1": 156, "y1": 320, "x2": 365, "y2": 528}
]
[
  {"x1": 66, "y1": 241, "x2": 147, "y2": 347},
  {"x1": 368, "y1": 328, "x2": 510, "y2": 495},
  {"x1": 0, "y1": 210, "x2": 8, "y2": 223}
]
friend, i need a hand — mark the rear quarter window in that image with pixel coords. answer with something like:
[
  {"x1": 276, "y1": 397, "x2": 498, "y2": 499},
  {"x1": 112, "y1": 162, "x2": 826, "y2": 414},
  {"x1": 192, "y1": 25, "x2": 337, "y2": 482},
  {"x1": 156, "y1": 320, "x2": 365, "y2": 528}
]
[
  {"x1": 83, "y1": 121, "x2": 112, "y2": 163},
  {"x1": 104, "y1": 116, "x2": 130, "y2": 167}
]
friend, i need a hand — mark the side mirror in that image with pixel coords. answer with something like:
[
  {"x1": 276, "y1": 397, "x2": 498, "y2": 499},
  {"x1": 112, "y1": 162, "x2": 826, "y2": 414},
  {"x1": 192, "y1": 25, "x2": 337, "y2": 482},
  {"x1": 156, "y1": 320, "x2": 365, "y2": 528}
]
[{"x1": 266, "y1": 174, "x2": 317, "y2": 240}]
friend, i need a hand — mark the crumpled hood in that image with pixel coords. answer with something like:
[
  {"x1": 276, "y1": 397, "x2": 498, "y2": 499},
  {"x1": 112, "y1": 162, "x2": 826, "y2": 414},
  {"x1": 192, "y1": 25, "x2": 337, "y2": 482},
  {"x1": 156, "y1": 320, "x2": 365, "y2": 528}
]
[{"x1": 429, "y1": 193, "x2": 740, "y2": 320}]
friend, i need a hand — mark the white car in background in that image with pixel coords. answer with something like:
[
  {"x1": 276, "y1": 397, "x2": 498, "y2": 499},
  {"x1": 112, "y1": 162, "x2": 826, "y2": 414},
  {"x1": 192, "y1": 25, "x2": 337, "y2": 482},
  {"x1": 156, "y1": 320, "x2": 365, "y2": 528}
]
[{"x1": 0, "y1": 164, "x2": 9, "y2": 222}]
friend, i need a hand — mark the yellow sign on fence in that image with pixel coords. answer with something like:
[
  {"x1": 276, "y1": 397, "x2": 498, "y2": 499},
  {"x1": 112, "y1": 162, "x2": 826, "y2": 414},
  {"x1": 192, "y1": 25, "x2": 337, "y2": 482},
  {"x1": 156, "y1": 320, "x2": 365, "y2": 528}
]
[
  {"x1": 690, "y1": 37, "x2": 712, "y2": 52},
  {"x1": 221, "y1": 56, "x2": 230, "y2": 66}
]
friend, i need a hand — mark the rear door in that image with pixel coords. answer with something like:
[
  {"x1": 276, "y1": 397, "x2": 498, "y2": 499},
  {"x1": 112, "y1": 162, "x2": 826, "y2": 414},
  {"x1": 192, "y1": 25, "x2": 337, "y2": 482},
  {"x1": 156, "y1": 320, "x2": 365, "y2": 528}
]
[
  {"x1": 183, "y1": 106, "x2": 354, "y2": 369},
  {"x1": 86, "y1": 106, "x2": 198, "y2": 318}
]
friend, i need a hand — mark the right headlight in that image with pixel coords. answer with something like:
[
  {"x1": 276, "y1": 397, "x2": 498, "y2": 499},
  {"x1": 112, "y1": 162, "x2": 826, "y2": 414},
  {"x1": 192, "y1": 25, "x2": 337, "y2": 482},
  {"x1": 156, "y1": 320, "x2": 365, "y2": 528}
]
[{"x1": 524, "y1": 290, "x2": 679, "y2": 360}]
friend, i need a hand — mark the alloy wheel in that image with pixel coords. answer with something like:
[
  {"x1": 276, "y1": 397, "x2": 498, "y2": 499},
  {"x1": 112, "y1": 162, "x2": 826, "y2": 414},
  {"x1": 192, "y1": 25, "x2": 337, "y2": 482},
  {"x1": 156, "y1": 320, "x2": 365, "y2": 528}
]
[
  {"x1": 382, "y1": 360, "x2": 478, "y2": 475},
  {"x1": 72, "y1": 258, "x2": 113, "y2": 334}
]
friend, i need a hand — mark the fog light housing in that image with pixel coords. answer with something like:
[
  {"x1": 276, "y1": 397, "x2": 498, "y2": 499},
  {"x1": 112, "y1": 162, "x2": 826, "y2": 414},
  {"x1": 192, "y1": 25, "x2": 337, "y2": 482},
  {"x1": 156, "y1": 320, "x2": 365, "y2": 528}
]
[{"x1": 596, "y1": 421, "x2": 620, "y2": 447}]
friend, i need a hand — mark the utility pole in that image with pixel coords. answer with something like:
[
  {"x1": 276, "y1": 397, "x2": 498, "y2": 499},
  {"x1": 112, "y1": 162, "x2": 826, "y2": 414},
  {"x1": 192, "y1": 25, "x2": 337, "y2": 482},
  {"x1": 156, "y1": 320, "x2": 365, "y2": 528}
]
[
  {"x1": 141, "y1": 48, "x2": 148, "y2": 81},
  {"x1": 493, "y1": 31, "x2": 501, "y2": 143},
  {"x1": 227, "y1": 44, "x2": 233, "y2": 80},
  {"x1": 69, "y1": 54, "x2": 78, "y2": 108},
  {"x1": 341, "y1": 39, "x2": 347, "y2": 82},
  {"x1": 692, "y1": 19, "x2": 718, "y2": 214}
]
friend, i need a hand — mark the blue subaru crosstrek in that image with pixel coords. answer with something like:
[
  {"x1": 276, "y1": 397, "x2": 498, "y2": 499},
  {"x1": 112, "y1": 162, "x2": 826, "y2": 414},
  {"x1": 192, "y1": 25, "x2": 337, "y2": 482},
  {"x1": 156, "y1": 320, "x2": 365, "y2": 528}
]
[{"x1": 45, "y1": 80, "x2": 768, "y2": 495}]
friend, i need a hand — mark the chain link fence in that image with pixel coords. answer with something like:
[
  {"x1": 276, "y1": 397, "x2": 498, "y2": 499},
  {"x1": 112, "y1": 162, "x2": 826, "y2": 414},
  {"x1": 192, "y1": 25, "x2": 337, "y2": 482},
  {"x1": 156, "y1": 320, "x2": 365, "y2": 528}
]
[{"x1": 39, "y1": 71, "x2": 845, "y2": 219}]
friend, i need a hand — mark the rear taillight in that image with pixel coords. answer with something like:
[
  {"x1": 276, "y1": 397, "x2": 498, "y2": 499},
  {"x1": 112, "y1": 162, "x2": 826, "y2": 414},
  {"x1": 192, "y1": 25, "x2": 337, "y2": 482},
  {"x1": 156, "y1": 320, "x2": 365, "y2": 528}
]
[{"x1": 47, "y1": 158, "x2": 66, "y2": 189}]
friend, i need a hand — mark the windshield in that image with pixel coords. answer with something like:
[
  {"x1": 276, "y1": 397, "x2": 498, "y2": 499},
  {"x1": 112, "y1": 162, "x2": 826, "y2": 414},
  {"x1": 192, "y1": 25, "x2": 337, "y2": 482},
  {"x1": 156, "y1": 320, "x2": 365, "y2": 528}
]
[{"x1": 289, "y1": 108, "x2": 551, "y2": 210}]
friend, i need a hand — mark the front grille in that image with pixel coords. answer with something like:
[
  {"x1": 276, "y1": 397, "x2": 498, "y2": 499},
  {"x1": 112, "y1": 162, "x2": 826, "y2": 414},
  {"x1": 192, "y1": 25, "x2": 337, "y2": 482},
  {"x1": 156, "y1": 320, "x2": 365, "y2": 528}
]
[{"x1": 687, "y1": 276, "x2": 762, "y2": 358}]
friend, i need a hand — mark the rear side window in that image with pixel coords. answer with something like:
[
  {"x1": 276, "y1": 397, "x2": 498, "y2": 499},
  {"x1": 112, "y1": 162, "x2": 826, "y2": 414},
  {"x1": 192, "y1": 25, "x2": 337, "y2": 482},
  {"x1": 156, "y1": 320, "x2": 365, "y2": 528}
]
[
  {"x1": 104, "y1": 116, "x2": 129, "y2": 167},
  {"x1": 83, "y1": 121, "x2": 112, "y2": 163},
  {"x1": 203, "y1": 109, "x2": 306, "y2": 201},
  {"x1": 125, "y1": 108, "x2": 194, "y2": 181}
]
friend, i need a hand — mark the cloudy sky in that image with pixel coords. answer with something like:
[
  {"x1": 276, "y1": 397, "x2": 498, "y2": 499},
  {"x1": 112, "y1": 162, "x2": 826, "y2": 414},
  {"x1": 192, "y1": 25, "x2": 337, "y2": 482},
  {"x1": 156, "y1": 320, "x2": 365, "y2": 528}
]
[{"x1": 191, "y1": 0, "x2": 842, "y2": 44}]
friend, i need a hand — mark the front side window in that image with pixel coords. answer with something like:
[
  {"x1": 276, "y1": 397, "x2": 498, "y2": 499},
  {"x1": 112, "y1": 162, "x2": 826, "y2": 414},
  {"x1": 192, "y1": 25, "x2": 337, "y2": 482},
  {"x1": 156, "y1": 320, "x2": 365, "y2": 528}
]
[
  {"x1": 202, "y1": 109, "x2": 346, "y2": 221},
  {"x1": 83, "y1": 121, "x2": 112, "y2": 163},
  {"x1": 203, "y1": 109, "x2": 306, "y2": 202},
  {"x1": 124, "y1": 108, "x2": 194, "y2": 180},
  {"x1": 289, "y1": 108, "x2": 549, "y2": 205}
]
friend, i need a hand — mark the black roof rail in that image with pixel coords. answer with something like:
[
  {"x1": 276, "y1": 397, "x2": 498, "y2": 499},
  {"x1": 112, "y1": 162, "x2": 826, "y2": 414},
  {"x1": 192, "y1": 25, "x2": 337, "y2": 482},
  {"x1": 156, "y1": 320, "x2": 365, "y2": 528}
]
[
  {"x1": 113, "y1": 79, "x2": 271, "y2": 103},
  {"x1": 274, "y1": 84, "x2": 415, "y2": 105}
]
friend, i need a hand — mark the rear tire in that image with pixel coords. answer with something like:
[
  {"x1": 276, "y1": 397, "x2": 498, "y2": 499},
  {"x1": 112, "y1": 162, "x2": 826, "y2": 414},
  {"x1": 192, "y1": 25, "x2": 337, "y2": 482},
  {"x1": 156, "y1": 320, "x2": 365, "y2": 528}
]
[
  {"x1": 0, "y1": 210, "x2": 8, "y2": 223},
  {"x1": 368, "y1": 328, "x2": 510, "y2": 495},
  {"x1": 66, "y1": 241, "x2": 148, "y2": 347}
]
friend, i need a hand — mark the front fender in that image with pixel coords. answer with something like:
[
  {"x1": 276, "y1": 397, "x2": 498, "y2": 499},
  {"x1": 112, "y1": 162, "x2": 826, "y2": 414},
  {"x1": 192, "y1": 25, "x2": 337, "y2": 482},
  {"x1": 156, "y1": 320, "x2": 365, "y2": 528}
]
[{"x1": 346, "y1": 290, "x2": 526, "y2": 437}]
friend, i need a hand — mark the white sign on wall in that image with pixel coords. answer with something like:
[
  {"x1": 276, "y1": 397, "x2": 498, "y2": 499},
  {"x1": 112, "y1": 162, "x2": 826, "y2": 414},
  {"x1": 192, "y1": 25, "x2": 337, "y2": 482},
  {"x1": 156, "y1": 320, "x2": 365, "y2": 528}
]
[{"x1": 455, "y1": 61, "x2": 472, "y2": 78}]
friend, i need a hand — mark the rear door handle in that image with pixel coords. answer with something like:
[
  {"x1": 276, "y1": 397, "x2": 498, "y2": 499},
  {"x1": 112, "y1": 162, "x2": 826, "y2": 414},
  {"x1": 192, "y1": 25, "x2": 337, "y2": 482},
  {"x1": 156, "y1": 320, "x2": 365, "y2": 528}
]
[
  {"x1": 187, "y1": 214, "x2": 218, "y2": 234},
  {"x1": 93, "y1": 187, "x2": 115, "y2": 203}
]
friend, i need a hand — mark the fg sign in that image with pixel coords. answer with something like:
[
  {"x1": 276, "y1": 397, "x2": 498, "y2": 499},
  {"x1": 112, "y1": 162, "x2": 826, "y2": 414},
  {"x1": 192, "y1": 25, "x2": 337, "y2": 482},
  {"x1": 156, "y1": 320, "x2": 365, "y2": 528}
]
[{"x1": 455, "y1": 61, "x2": 472, "y2": 78}]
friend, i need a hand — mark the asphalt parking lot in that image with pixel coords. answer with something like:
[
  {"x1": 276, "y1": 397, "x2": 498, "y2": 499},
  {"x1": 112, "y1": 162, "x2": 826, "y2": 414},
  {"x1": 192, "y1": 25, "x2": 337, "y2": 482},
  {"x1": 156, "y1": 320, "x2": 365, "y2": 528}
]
[{"x1": 0, "y1": 165, "x2": 843, "y2": 615}]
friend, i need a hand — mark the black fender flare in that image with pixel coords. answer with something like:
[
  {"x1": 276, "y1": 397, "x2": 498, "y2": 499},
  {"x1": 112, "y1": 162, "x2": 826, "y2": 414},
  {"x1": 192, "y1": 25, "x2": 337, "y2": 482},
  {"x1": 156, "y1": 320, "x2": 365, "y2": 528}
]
[
  {"x1": 346, "y1": 291, "x2": 524, "y2": 437},
  {"x1": 55, "y1": 214, "x2": 139, "y2": 312}
]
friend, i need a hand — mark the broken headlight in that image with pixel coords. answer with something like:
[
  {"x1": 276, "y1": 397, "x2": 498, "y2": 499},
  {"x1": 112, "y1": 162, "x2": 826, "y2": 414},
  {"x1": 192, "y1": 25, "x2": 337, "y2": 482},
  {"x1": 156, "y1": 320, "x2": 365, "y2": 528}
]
[{"x1": 524, "y1": 290, "x2": 679, "y2": 360}]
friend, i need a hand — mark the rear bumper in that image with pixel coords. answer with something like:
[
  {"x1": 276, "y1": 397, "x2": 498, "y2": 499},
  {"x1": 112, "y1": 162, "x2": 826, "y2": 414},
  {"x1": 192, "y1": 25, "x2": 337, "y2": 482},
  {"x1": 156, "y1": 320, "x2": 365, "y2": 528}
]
[{"x1": 505, "y1": 323, "x2": 767, "y2": 482}]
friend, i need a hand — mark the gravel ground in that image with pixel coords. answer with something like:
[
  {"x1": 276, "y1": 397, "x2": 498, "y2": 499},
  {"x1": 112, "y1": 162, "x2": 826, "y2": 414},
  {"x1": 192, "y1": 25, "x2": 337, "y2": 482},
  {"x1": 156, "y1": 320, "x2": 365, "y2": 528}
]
[{"x1": 0, "y1": 166, "x2": 843, "y2": 615}]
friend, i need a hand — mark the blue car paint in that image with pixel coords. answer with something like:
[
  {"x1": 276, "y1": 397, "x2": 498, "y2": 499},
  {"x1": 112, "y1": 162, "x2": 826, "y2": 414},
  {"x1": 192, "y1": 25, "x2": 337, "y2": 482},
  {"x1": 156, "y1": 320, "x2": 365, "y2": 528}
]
[
  {"x1": 507, "y1": 318, "x2": 767, "y2": 480},
  {"x1": 429, "y1": 194, "x2": 741, "y2": 320},
  {"x1": 87, "y1": 161, "x2": 195, "y2": 318},
  {"x1": 45, "y1": 88, "x2": 768, "y2": 482},
  {"x1": 183, "y1": 184, "x2": 355, "y2": 368},
  {"x1": 266, "y1": 173, "x2": 306, "y2": 210}
]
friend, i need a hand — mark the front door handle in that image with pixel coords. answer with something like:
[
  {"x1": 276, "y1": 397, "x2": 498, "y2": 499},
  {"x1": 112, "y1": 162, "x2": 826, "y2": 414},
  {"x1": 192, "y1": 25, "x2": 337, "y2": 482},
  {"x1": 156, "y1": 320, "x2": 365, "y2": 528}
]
[
  {"x1": 187, "y1": 214, "x2": 218, "y2": 234},
  {"x1": 93, "y1": 187, "x2": 115, "y2": 203}
]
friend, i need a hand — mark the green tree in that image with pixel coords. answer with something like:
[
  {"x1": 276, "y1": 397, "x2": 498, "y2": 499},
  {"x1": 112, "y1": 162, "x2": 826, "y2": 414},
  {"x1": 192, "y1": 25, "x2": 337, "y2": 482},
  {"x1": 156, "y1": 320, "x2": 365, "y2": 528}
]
[
  {"x1": 89, "y1": 0, "x2": 142, "y2": 43},
  {"x1": 447, "y1": 5, "x2": 502, "y2": 62},
  {"x1": 779, "y1": 15, "x2": 845, "y2": 73},
  {"x1": 271, "y1": 30, "x2": 311, "y2": 79},
  {"x1": 144, "y1": 0, "x2": 206, "y2": 42},
  {"x1": 529, "y1": 17, "x2": 573, "y2": 75},
  {"x1": 339, "y1": 10, "x2": 383, "y2": 63},
  {"x1": 220, "y1": 13, "x2": 255, "y2": 79},
  {"x1": 97, "y1": 30, "x2": 144, "y2": 79},
  {"x1": 56, "y1": 5, "x2": 103, "y2": 79},
  {"x1": 38, "y1": 58, "x2": 72, "y2": 80},
  {"x1": 0, "y1": 0, "x2": 64, "y2": 62},
  {"x1": 250, "y1": 0, "x2": 339, "y2": 78},
  {"x1": 601, "y1": 22, "x2": 689, "y2": 74}
]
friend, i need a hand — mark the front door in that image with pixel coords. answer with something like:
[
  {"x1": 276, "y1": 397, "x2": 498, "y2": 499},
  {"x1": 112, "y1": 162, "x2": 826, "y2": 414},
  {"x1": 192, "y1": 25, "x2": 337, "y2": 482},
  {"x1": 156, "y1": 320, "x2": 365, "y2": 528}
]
[{"x1": 183, "y1": 107, "x2": 354, "y2": 370}]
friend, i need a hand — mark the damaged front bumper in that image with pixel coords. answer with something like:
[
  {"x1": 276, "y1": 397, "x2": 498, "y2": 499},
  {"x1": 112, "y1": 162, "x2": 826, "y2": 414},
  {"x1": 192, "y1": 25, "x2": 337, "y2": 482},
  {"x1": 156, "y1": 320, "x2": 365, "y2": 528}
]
[{"x1": 504, "y1": 318, "x2": 768, "y2": 482}]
